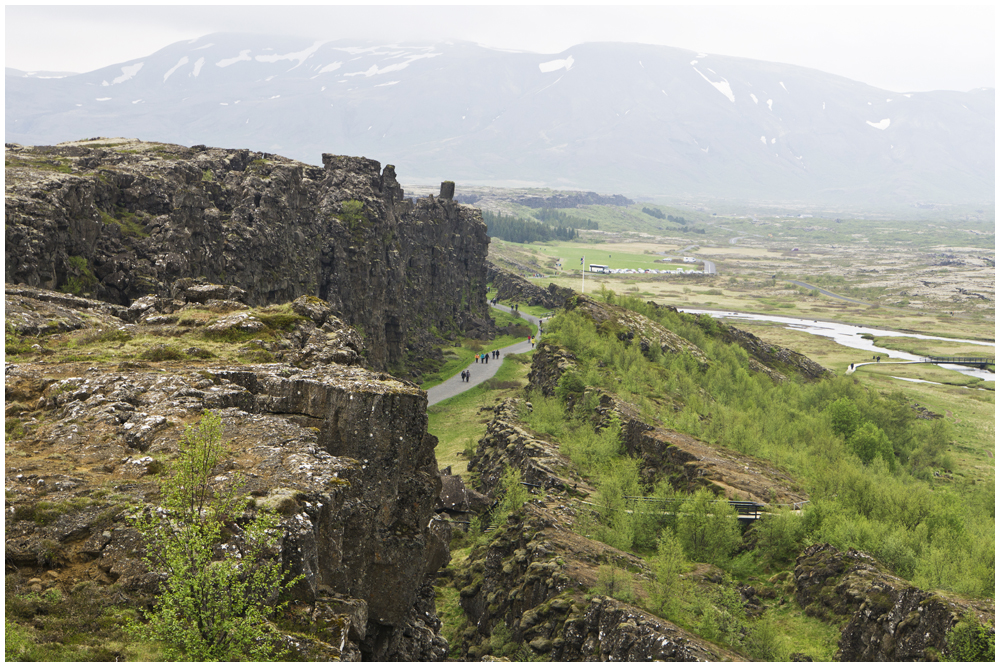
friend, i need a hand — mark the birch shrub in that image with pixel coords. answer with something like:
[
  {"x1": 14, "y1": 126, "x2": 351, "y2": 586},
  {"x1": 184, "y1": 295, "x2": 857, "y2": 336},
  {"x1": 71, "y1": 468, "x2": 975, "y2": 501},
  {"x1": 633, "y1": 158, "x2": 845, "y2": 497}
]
[{"x1": 129, "y1": 411, "x2": 301, "y2": 661}]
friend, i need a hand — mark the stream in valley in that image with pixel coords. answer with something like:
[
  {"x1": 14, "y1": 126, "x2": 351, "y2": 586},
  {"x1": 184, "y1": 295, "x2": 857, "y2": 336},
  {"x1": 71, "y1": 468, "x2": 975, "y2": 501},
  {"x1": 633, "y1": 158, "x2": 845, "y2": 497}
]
[{"x1": 680, "y1": 309, "x2": 996, "y2": 383}]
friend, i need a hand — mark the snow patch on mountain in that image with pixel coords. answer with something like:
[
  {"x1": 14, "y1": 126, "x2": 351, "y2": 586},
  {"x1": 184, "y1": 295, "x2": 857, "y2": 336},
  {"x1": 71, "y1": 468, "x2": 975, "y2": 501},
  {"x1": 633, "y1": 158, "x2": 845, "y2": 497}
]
[
  {"x1": 750, "y1": 93, "x2": 758, "y2": 104},
  {"x1": 780, "y1": 81, "x2": 787, "y2": 91},
  {"x1": 110, "y1": 63, "x2": 143, "y2": 85},
  {"x1": 693, "y1": 67, "x2": 734, "y2": 102},
  {"x1": 346, "y1": 52, "x2": 441, "y2": 77},
  {"x1": 375, "y1": 81, "x2": 400, "y2": 87},
  {"x1": 255, "y1": 41, "x2": 325, "y2": 68},
  {"x1": 767, "y1": 99, "x2": 773, "y2": 110},
  {"x1": 164, "y1": 57, "x2": 188, "y2": 82},
  {"x1": 539, "y1": 56, "x2": 574, "y2": 73},
  {"x1": 867, "y1": 118, "x2": 891, "y2": 130},
  {"x1": 191, "y1": 58, "x2": 205, "y2": 77},
  {"x1": 318, "y1": 62, "x2": 343, "y2": 74},
  {"x1": 217, "y1": 50, "x2": 252, "y2": 68}
]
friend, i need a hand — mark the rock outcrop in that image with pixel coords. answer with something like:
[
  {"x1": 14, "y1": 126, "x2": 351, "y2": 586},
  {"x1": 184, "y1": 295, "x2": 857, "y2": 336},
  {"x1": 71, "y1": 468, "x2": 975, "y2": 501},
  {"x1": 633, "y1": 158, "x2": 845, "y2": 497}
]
[
  {"x1": 447, "y1": 400, "x2": 738, "y2": 662},
  {"x1": 487, "y1": 263, "x2": 574, "y2": 310},
  {"x1": 468, "y1": 399, "x2": 586, "y2": 498},
  {"x1": 5, "y1": 286, "x2": 451, "y2": 660},
  {"x1": 717, "y1": 323, "x2": 831, "y2": 381},
  {"x1": 565, "y1": 295, "x2": 710, "y2": 365},
  {"x1": 5, "y1": 139, "x2": 491, "y2": 373},
  {"x1": 526, "y1": 338, "x2": 809, "y2": 503},
  {"x1": 794, "y1": 544, "x2": 995, "y2": 661}
]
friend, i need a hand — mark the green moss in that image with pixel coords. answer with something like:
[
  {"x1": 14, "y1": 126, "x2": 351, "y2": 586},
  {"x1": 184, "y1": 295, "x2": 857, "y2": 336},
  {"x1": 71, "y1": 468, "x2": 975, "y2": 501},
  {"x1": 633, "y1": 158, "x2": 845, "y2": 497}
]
[
  {"x1": 100, "y1": 209, "x2": 149, "y2": 238},
  {"x1": 61, "y1": 256, "x2": 98, "y2": 295},
  {"x1": 5, "y1": 417, "x2": 27, "y2": 441},
  {"x1": 5, "y1": 157, "x2": 72, "y2": 173},
  {"x1": 138, "y1": 344, "x2": 187, "y2": 362}
]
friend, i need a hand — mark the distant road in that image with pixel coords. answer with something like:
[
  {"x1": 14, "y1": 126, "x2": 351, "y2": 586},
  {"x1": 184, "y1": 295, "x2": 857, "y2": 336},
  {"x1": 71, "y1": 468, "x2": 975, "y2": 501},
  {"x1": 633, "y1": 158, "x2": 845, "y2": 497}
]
[
  {"x1": 426, "y1": 305, "x2": 543, "y2": 406},
  {"x1": 786, "y1": 279, "x2": 870, "y2": 306},
  {"x1": 702, "y1": 259, "x2": 716, "y2": 275}
]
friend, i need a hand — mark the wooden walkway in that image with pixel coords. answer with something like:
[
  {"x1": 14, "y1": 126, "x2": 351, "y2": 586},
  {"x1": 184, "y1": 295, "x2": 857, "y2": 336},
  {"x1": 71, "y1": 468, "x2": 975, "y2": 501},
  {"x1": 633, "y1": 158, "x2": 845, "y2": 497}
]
[{"x1": 846, "y1": 356, "x2": 994, "y2": 374}]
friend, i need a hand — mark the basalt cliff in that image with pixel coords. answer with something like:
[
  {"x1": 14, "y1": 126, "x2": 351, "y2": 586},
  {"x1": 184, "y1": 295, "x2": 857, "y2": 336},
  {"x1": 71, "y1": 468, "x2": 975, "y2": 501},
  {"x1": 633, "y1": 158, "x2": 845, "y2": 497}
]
[
  {"x1": 4, "y1": 138, "x2": 492, "y2": 660},
  {"x1": 5, "y1": 138, "x2": 492, "y2": 375}
]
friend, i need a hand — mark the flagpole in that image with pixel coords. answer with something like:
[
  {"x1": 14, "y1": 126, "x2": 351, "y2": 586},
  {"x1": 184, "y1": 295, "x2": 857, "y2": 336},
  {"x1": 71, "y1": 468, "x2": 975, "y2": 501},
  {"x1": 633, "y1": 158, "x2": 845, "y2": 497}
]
[{"x1": 582, "y1": 256, "x2": 585, "y2": 294}]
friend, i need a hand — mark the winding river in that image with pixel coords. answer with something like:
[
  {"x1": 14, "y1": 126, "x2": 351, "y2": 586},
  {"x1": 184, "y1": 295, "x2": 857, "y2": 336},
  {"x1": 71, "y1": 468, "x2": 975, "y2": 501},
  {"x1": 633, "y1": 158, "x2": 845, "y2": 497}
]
[{"x1": 680, "y1": 309, "x2": 996, "y2": 382}]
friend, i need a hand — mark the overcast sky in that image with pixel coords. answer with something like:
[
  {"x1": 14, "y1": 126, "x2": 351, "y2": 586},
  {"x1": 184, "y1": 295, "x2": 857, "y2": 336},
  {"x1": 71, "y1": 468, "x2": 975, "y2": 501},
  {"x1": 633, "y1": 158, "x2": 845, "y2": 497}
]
[{"x1": 5, "y1": 3, "x2": 995, "y2": 93}]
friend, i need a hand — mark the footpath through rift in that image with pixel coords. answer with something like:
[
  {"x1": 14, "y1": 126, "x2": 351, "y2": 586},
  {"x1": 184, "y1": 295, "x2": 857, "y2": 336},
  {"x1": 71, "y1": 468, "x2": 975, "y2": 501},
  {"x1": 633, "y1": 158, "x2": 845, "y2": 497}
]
[{"x1": 426, "y1": 304, "x2": 543, "y2": 406}]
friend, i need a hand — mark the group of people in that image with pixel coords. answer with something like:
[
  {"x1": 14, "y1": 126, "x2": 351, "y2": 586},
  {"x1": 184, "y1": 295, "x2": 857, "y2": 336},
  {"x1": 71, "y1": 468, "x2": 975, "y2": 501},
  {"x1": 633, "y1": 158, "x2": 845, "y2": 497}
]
[
  {"x1": 848, "y1": 356, "x2": 883, "y2": 371},
  {"x1": 460, "y1": 369, "x2": 471, "y2": 382},
  {"x1": 474, "y1": 349, "x2": 500, "y2": 364}
]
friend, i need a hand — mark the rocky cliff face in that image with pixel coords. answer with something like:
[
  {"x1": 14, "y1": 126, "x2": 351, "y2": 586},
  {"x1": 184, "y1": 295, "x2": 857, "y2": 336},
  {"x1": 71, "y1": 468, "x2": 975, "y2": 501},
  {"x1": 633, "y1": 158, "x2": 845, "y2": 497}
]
[
  {"x1": 487, "y1": 263, "x2": 575, "y2": 310},
  {"x1": 5, "y1": 138, "x2": 492, "y2": 374},
  {"x1": 449, "y1": 399, "x2": 738, "y2": 662},
  {"x1": 794, "y1": 544, "x2": 995, "y2": 661},
  {"x1": 527, "y1": 329, "x2": 809, "y2": 505},
  {"x1": 5, "y1": 285, "x2": 449, "y2": 659}
]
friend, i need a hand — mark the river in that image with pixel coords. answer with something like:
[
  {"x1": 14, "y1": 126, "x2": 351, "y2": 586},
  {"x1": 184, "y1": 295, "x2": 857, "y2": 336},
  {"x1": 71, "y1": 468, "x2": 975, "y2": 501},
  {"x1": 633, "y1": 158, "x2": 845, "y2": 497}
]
[{"x1": 680, "y1": 309, "x2": 996, "y2": 382}]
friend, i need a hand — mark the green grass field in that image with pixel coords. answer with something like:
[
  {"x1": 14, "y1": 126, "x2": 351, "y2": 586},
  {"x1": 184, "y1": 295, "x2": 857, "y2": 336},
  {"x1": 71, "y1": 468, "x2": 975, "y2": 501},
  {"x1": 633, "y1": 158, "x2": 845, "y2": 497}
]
[{"x1": 427, "y1": 352, "x2": 533, "y2": 475}]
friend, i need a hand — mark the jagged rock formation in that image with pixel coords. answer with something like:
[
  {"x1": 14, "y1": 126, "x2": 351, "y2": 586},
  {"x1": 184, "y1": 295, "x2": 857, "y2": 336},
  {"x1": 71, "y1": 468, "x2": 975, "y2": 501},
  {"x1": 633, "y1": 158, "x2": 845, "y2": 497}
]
[
  {"x1": 566, "y1": 295, "x2": 711, "y2": 365},
  {"x1": 486, "y1": 263, "x2": 575, "y2": 310},
  {"x1": 448, "y1": 400, "x2": 739, "y2": 661},
  {"x1": 527, "y1": 336, "x2": 809, "y2": 504},
  {"x1": 5, "y1": 286, "x2": 450, "y2": 660},
  {"x1": 794, "y1": 544, "x2": 995, "y2": 661},
  {"x1": 5, "y1": 138, "x2": 492, "y2": 373},
  {"x1": 620, "y1": 417, "x2": 809, "y2": 505},
  {"x1": 717, "y1": 323, "x2": 830, "y2": 381},
  {"x1": 468, "y1": 400, "x2": 587, "y2": 498}
]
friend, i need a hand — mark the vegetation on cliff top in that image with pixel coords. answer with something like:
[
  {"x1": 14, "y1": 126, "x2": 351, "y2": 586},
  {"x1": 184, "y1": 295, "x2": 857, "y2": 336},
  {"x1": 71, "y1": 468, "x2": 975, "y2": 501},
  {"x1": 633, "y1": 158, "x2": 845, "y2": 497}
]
[
  {"x1": 432, "y1": 282, "x2": 993, "y2": 661},
  {"x1": 535, "y1": 290, "x2": 992, "y2": 599}
]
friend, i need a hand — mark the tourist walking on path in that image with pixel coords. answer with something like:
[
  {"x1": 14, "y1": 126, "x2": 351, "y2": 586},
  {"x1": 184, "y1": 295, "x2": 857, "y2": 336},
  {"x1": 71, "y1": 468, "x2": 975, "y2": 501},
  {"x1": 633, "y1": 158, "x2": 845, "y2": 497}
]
[{"x1": 426, "y1": 302, "x2": 544, "y2": 406}]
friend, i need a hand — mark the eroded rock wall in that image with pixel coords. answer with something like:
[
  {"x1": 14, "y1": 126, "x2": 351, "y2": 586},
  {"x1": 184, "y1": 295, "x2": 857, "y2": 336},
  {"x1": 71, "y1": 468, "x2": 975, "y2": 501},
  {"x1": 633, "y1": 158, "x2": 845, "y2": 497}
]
[
  {"x1": 487, "y1": 263, "x2": 574, "y2": 309},
  {"x1": 5, "y1": 140, "x2": 491, "y2": 371},
  {"x1": 794, "y1": 544, "x2": 995, "y2": 661},
  {"x1": 5, "y1": 354, "x2": 449, "y2": 660}
]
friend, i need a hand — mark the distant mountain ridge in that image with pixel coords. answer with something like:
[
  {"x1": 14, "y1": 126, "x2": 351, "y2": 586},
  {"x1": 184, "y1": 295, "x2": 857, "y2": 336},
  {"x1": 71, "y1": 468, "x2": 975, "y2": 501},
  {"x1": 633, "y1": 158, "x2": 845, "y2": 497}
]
[{"x1": 6, "y1": 33, "x2": 994, "y2": 208}]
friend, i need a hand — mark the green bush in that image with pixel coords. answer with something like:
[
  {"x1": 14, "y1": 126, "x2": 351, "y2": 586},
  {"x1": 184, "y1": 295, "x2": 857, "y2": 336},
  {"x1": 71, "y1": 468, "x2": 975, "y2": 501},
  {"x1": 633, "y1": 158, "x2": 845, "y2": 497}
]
[
  {"x1": 752, "y1": 507, "x2": 807, "y2": 571},
  {"x1": 128, "y1": 411, "x2": 301, "y2": 660},
  {"x1": 490, "y1": 465, "x2": 530, "y2": 528},
  {"x1": 648, "y1": 529, "x2": 686, "y2": 618},
  {"x1": 848, "y1": 421, "x2": 895, "y2": 467},
  {"x1": 594, "y1": 563, "x2": 634, "y2": 603},
  {"x1": 676, "y1": 489, "x2": 741, "y2": 566},
  {"x1": 945, "y1": 609, "x2": 995, "y2": 661}
]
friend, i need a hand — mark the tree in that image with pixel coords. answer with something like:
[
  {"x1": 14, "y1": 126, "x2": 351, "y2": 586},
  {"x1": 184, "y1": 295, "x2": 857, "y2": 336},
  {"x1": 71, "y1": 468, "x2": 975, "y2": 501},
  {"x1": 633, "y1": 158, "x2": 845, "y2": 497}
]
[
  {"x1": 848, "y1": 421, "x2": 895, "y2": 467},
  {"x1": 826, "y1": 396, "x2": 861, "y2": 439},
  {"x1": 676, "y1": 488, "x2": 741, "y2": 565},
  {"x1": 490, "y1": 465, "x2": 530, "y2": 528},
  {"x1": 129, "y1": 411, "x2": 300, "y2": 660},
  {"x1": 648, "y1": 529, "x2": 686, "y2": 618}
]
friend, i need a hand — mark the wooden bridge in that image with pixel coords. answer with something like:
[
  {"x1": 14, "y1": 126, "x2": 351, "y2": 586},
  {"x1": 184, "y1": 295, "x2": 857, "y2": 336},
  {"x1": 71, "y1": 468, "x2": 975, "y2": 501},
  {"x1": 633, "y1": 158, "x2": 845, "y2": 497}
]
[
  {"x1": 924, "y1": 356, "x2": 994, "y2": 369},
  {"x1": 847, "y1": 356, "x2": 994, "y2": 374},
  {"x1": 622, "y1": 496, "x2": 775, "y2": 523}
]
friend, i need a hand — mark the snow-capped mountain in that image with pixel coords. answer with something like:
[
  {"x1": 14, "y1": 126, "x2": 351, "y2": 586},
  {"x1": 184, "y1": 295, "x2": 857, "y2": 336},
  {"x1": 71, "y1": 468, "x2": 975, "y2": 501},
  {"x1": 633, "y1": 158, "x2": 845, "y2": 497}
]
[{"x1": 6, "y1": 34, "x2": 994, "y2": 207}]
